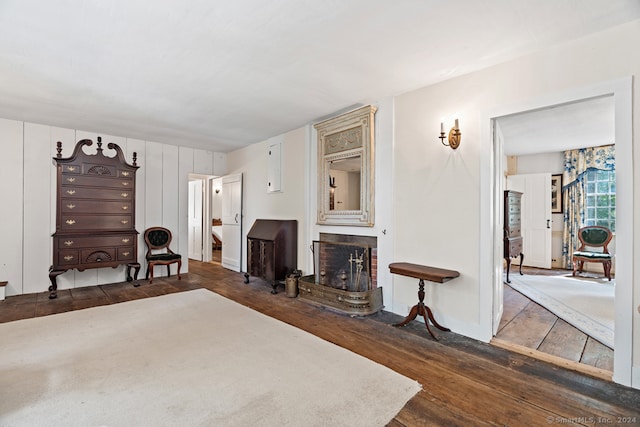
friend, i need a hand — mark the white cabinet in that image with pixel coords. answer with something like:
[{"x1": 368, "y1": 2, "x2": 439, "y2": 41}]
[{"x1": 267, "y1": 140, "x2": 282, "y2": 193}]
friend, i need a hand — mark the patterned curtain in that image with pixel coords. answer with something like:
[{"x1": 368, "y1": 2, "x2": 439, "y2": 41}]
[{"x1": 561, "y1": 144, "x2": 615, "y2": 268}]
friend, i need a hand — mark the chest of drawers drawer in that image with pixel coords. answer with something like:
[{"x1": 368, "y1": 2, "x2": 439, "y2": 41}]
[
  {"x1": 506, "y1": 225, "x2": 521, "y2": 237},
  {"x1": 56, "y1": 234, "x2": 137, "y2": 249},
  {"x1": 504, "y1": 236, "x2": 523, "y2": 258},
  {"x1": 61, "y1": 173, "x2": 132, "y2": 189},
  {"x1": 60, "y1": 215, "x2": 133, "y2": 230},
  {"x1": 61, "y1": 199, "x2": 132, "y2": 214},
  {"x1": 508, "y1": 214, "x2": 521, "y2": 227},
  {"x1": 60, "y1": 186, "x2": 133, "y2": 200},
  {"x1": 57, "y1": 244, "x2": 135, "y2": 266}
]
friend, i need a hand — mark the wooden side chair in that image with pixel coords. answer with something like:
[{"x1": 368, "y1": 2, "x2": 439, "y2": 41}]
[
  {"x1": 572, "y1": 225, "x2": 613, "y2": 281},
  {"x1": 144, "y1": 227, "x2": 182, "y2": 284}
]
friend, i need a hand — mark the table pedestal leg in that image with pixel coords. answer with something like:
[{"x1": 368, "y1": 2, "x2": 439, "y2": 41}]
[{"x1": 393, "y1": 279, "x2": 450, "y2": 340}]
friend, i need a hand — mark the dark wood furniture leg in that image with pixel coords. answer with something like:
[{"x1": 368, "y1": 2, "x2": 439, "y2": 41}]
[
  {"x1": 48, "y1": 267, "x2": 65, "y2": 299},
  {"x1": 394, "y1": 279, "x2": 450, "y2": 340},
  {"x1": 145, "y1": 263, "x2": 154, "y2": 284},
  {"x1": 504, "y1": 253, "x2": 524, "y2": 284},
  {"x1": 127, "y1": 262, "x2": 141, "y2": 287},
  {"x1": 518, "y1": 253, "x2": 524, "y2": 276}
]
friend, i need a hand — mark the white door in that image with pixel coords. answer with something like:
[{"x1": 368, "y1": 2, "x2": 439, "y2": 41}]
[
  {"x1": 221, "y1": 173, "x2": 242, "y2": 272},
  {"x1": 506, "y1": 173, "x2": 552, "y2": 269},
  {"x1": 188, "y1": 180, "x2": 203, "y2": 260}
]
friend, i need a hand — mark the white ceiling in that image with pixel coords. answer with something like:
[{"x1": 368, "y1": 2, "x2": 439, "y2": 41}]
[
  {"x1": 1, "y1": 1, "x2": 638, "y2": 153},
  {"x1": 499, "y1": 95, "x2": 615, "y2": 156}
]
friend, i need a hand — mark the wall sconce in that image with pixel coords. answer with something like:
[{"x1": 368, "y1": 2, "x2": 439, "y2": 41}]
[
  {"x1": 329, "y1": 176, "x2": 337, "y2": 189},
  {"x1": 215, "y1": 188, "x2": 221, "y2": 194},
  {"x1": 439, "y1": 119, "x2": 461, "y2": 149}
]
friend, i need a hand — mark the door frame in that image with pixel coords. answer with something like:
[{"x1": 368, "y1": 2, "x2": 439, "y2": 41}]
[{"x1": 480, "y1": 77, "x2": 634, "y2": 387}]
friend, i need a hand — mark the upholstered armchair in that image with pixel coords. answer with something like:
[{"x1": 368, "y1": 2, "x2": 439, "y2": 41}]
[
  {"x1": 144, "y1": 227, "x2": 182, "y2": 284},
  {"x1": 572, "y1": 226, "x2": 613, "y2": 281}
]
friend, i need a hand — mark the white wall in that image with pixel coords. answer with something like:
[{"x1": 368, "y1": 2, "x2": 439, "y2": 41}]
[
  {"x1": 515, "y1": 152, "x2": 564, "y2": 175},
  {"x1": 393, "y1": 20, "x2": 639, "y2": 387},
  {"x1": 226, "y1": 127, "x2": 308, "y2": 275},
  {"x1": 0, "y1": 119, "x2": 223, "y2": 296}
]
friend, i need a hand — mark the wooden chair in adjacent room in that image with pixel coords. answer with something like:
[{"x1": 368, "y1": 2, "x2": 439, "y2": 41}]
[
  {"x1": 144, "y1": 226, "x2": 182, "y2": 284},
  {"x1": 572, "y1": 225, "x2": 613, "y2": 281}
]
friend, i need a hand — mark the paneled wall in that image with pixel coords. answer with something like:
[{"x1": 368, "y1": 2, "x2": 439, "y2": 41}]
[{"x1": 0, "y1": 118, "x2": 224, "y2": 297}]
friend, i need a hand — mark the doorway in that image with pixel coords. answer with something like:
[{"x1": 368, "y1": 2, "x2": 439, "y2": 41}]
[
  {"x1": 482, "y1": 77, "x2": 633, "y2": 387},
  {"x1": 496, "y1": 98, "x2": 616, "y2": 371},
  {"x1": 188, "y1": 174, "x2": 215, "y2": 263}
]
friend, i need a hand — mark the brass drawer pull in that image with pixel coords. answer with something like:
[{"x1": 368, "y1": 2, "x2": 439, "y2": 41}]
[
  {"x1": 67, "y1": 166, "x2": 77, "y2": 172},
  {"x1": 122, "y1": 251, "x2": 130, "y2": 257},
  {"x1": 122, "y1": 238, "x2": 130, "y2": 243},
  {"x1": 121, "y1": 171, "x2": 130, "y2": 177},
  {"x1": 64, "y1": 255, "x2": 74, "y2": 261},
  {"x1": 122, "y1": 181, "x2": 129, "y2": 186},
  {"x1": 65, "y1": 219, "x2": 76, "y2": 225},
  {"x1": 121, "y1": 220, "x2": 129, "y2": 224},
  {"x1": 66, "y1": 190, "x2": 76, "y2": 195},
  {"x1": 64, "y1": 240, "x2": 74, "y2": 246},
  {"x1": 121, "y1": 193, "x2": 129, "y2": 198},
  {"x1": 122, "y1": 206, "x2": 129, "y2": 210},
  {"x1": 66, "y1": 204, "x2": 76, "y2": 209},
  {"x1": 67, "y1": 177, "x2": 76, "y2": 183}
]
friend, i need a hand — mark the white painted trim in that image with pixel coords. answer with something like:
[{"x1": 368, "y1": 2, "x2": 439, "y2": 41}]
[
  {"x1": 304, "y1": 124, "x2": 314, "y2": 275},
  {"x1": 611, "y1": 77, "x2": 634, "y2": 387},
  {"x1": 480, "y1": 76, "x2": 634, "y2": 387},
  {"x1": 478, "y1": 110, "x2": 495, "y2": 343}
]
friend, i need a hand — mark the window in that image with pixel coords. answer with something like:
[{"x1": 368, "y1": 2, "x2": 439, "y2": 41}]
[{"x1": 584, "y1": 169, "x2": 616, "y2": 232}]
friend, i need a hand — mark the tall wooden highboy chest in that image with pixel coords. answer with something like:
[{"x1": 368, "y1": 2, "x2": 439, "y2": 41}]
[
  {"x1": 503, "y1": 190, "x2": 524, "y2": 283},
  {"x1": 48, "y1": 138, "x2": 140, "y2": 299}
]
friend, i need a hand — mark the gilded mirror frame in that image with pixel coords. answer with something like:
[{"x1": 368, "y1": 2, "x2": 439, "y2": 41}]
[{"x1": 315, "y1": 105, "x2": 376, "y2": 226}]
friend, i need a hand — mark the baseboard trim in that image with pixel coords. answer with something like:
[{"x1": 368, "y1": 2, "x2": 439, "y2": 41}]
[{"x1": 491, "y1": 338, "x2": 613, "y2": 382}]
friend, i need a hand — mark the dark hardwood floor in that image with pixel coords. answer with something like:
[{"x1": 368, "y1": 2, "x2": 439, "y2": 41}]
[
  {"x1": 1, "y1": 261, "x2": 639, "y2": 426},
  {"x1": 210, "y1": 247, "x2": 222, "y2": 264},
  {"x1": 495, "y1": 267, "x2": 614, "y2": 374}
]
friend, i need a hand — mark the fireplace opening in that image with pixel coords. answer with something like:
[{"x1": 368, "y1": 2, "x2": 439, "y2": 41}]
[
  {"x1": 312, "y1": 241, "x2": 371, "y2": 292},
  {"x1": 318, "y1": 233, "x2": 378, "y2": 287}
]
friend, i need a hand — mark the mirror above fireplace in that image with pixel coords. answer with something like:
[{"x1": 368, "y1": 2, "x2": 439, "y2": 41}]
[{"x1": 314, "y1": 105, "x2": 377, "y2": 226}]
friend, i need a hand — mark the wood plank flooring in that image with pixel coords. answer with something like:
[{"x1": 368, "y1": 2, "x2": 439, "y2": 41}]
[
  {"x1": 495, "y1": 267, "x2": 614, "y2": 372},
  {"x1": 2, "y1": 261, "x2": 638, "y2": 426}
]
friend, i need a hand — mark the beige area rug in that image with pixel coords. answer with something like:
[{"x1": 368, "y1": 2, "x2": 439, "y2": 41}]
[
  {"x1": 507, "y1": 273, "x2": 614, "y2": 348},
  {"x1": 0, "y1": 289, "x2": 420, "y2": 427}
]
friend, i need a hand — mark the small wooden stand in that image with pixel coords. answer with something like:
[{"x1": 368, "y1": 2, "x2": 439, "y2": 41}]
[{"x1": 389, "y1": 262, "x2": 460, "y2": 340}]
